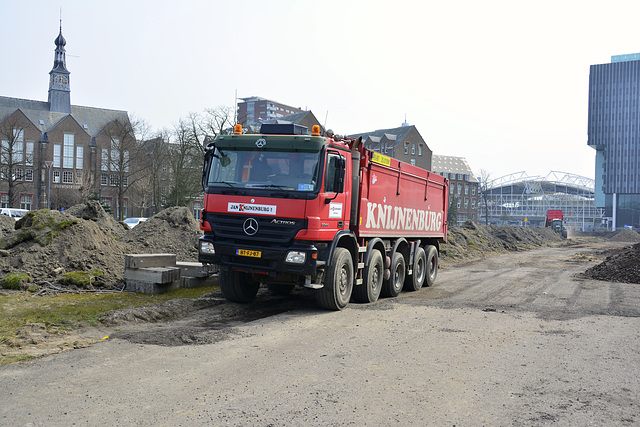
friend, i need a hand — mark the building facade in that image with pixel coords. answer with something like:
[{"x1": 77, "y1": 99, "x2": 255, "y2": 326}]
[
  {"x1": 0, "y1": 26, "x2": 140, "y2": 218},
  {"x1": 349, "y1": 124, "x2": 432, "y2": 171},
  {"x1": 588, "y1": 54, "x2": 640, "y2": 229},
  {"x1": 431, "y1": 155, "x2": 478, "y2": 225},
  {"x1": 237, "y1": 96, "x2": 305, "y2": 126}
]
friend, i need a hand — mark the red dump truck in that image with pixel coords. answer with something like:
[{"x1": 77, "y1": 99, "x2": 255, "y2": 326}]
[
  {"x1": 199, "y1": 123, "x2": 448, "y2": 310},
  {"x1": 546, "y1": 209, "x2": 567, "y2": 237}
]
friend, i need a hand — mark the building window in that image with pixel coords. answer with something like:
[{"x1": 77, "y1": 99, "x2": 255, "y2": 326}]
[
  {"x1": 53, "y1": 144, "x2": 61, "y2": 168},
  {"x1": 25, "y1": 169, "x2": 33, "y2": 182},
  {"x1": 465, "y1": 185, "x2": 469, "y2": 195},
  {"x1": 110, "y1": 174, "x2": 119, "y2": 186},
  {"x1": 404, "y1": 143, "x2": 409, "y2": 155},
  {"x1": 410, "y1": 159, "x2": 416, "y2": 166},
  {"x1": 193, "y1": 201, "x2": 203, "y2": 219},
  {"x1": 26, "y1": 141, "x2": 34, "y2": 166},
  {"x1": 110, "y1": 138, "x2": 120, "y2": 171},
  {"x1": 101, "y1": 174, "x2": 108, "y2": 186},
  {"x1": 472, "y1": 186, "x2": 476, "y2": 196},
  {"x1": 53, "y1": 170, "x2": 60, "y2": 183},
  {"x1": 63, "y1": 133, "x2": 74, "y2": 168},
  {"x1": 411, "y1": 144, "x2": 415, "y2": 155},
  {"x1": 0, "y1": 193, "x2": 8, "y2": 208},
  {"x1": 20, "y1": 194, "x2": 32, "y2": 210},
  {"x1": 450, "y1": 184, "x2": 454, "y2": 194},
  {"x1": 15, "y1": 168, "x2": 23, "y2": 180},
  {"x1": 456, "y1": 199, "x2": 461, "y2": 209},
  {"x1": 457, "y1": 185, "x2": 462, "y2": 195},
  {"x1": 418, "y1": 144, "x2": 423, "y2": 156},
  {"x1": 464, "y1": 198, "x2": 469, "y2": 209},
  {"x1": 472, "y1": 199, "x2": 476, "y2": 209},
  {"x1": 62, "y1": 171, "x2": 73, "y2": 184},
  {"x1": 101, "y1": 148, "x2": 109, "y2": 171},
  {"x1": 122, "y1": 176, "x2": 129, "y2": 187},
  {"x1": 76, "y1": 146, "x2": 84, "y2": 169}
]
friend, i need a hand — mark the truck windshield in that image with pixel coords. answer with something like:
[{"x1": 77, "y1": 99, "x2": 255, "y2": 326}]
[{"x1": 207, "y1": 148, "x2": 320, "y2": 192}]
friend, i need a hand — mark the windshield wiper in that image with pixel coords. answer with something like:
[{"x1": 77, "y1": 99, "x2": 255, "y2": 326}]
[{"x1": 212, "y1": 181, "x2": 236, "y2": 187}]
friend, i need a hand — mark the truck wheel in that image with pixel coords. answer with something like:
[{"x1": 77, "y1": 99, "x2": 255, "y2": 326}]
[
  {"x1": 404, "y1": 246, "x2": 426, "y2": 292},
  {"x1": 424, "y1": 245, "x2": 438, "y2": 287},
  {"x1": 352, "y1": 249, "x2": 383, "y2": 303},
  {"x1": 220, "y1": 269, "x2": 260, "y2": 303},
  {"x1": 317, "y1": 248, "x2": 354, "y2": 310},
  {"x1": 382, "y1": 252, "x2": 405, "y2": 298}
]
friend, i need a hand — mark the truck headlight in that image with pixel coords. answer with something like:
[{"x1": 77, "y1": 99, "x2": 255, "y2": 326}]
[
  {"x1": 200, "y1": 241, "x2": 215, "y2": 255},
  {"x1": 285, "y1": 251, "x2": 306, "y2": 264}
]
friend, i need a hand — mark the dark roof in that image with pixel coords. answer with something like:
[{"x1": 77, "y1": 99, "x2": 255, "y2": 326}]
[
  {"x1": 431, "y1": 154, "x2": 478, "y2": 182},
  {"x1": 348, "y1": 125, "x2": 420, "y2": 149},
  {"x1": 0, "y1": 96, "x2": 129, "y2": 137}
]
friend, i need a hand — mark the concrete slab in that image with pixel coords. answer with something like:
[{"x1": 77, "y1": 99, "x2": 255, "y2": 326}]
[
  {"x1": 124, "y1": 267, "x2": 181, "y2": 284},
  {"x1": 125, "y1": 254, "x2": 176, "y2": 269}
]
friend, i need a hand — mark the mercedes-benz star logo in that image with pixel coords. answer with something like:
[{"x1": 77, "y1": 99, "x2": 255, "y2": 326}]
[
  {"x1": 255, "y1": 138, "x2": 267, "y2": 148},
  {"x1": 243, "y1": 218, "x2": 259, "y2": 236}
]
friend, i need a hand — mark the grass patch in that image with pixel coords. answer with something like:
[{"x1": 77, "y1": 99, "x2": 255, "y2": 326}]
[
  {"x1": 0, "y1": 286, "x2": 216, "y2": 366},
  {"x1": 1, "y1": 273, "x2": 33, "y2": 290},
  {"x1": 60, "y1": 270, "x2": 104, "y2": 288}
]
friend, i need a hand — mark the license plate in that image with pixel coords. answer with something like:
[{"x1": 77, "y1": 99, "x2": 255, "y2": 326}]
[{"x1": 237, "y1": 249, "x2": 262, "y2": 258}]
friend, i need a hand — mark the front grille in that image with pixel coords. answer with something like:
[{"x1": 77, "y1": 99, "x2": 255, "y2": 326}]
[{"x1": 205, "y1": 212, "x2": 306, "y2": 246}]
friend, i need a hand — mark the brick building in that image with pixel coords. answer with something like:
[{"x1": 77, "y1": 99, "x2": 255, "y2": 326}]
[
  {"x1": 237, "y1": 96, "x2": 305, "y2": 126},
  {"x1": 431, "y1": 155, "x2": 479, "y2": 224},
  {"x1": 349, "y1": 124, "x2": 432, "y2": 171},
  {"x1": 0, "y1": 25, "x2": 139, "y2": 218}
]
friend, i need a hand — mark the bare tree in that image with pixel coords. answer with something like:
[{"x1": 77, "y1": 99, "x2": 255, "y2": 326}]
[
  {"x1": 137, "y1": 131, "x2": 169, "y2": 215},
  {"x1": 100, "y1": 117, "x2": 149, "y2": 220},
  {"x1": 199, "y1": 106, "x2": 235, "y2": 150},
  {"x1": 166, "y1": 115, "x2": 204, "y2": 207},
  {"x1": 478, "y1": 169, "x2": 492, "y2": 225},
  {"x1": 0, "y1": 116, "x2": 32, "y2": 208}
]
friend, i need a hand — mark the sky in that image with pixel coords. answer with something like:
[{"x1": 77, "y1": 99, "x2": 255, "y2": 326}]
[{"x1": 2, "y1": 0, "x2": 640, "y2": 182}]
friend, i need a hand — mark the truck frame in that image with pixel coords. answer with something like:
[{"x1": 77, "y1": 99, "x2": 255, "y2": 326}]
[{"x1": 199, "y1": 123, "x2": 448, "y2": 310}]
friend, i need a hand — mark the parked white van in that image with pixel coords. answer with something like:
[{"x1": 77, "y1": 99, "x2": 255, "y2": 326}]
[{"x1": 0, "y1": 208, "x2": 29, "y2": 220}]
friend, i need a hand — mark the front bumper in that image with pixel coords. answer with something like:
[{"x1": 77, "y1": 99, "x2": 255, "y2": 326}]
[{"x1": 198, "y1": 235, "x2": 319, "y2": 277}]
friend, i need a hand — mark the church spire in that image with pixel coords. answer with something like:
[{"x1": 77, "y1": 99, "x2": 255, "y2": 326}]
[
  {"x1": 48, "y1": 18, "x2": 71, "y2": 114},
  {"x1": 52, "y1": 19, "x2": 68, "y2": 73}
]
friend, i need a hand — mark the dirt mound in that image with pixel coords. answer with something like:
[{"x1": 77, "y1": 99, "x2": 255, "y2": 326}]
[
  {"x1": 120, "y1": 207, "x2": 203, "y2": 261},
  {"x1": 66, "y1": 200, "x2": 128, "y2": 238},
  {"x1": 0, "y1": 214, "x2": 16, "y2": 235},
  {"x1": 609, "y1": 229, "x2": 640, "y2": 242},
  {"x1": 441, "y1": 221, "x2": 565, "y2": 263},
  {"x1": 581, "y1": 243, "x2": 640, "y2": 284},
  {"x1": 0, "y1": 205, "x2": 203, "y2": 288}
]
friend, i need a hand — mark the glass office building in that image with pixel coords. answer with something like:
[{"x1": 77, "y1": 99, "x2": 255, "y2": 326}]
[{"x1": 588, "y1": 54, "x2": 640, "y2": 229}]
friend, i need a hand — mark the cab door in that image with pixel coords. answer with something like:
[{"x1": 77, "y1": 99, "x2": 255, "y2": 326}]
[{"x1": 318, "y1": 150, "x2": 349, "y2": 230}]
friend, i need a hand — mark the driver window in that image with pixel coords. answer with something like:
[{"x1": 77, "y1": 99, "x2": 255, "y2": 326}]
[{"x1": 324, "y1": 153, "x2": 340, "y2": 192}]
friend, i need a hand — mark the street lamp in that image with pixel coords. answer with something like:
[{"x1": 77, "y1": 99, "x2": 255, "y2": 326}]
[{"x1": 44, "y1": 161, "x2": 52, "y2": 209}]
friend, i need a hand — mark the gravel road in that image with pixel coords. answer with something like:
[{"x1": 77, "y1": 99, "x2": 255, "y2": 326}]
[{"x1": 1, "y1": 240, "x2": 639, "y2": 426}]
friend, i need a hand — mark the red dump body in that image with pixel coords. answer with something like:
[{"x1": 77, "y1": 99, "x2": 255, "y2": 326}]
[
  {"x1": 354, "y1": 149, "x2": 448, "y2": 241},
  {"x1": 545, "y1": 209, "x2": 564, "y2": 227}
]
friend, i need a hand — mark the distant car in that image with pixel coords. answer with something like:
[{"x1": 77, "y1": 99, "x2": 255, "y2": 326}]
[
  {"x1": 0, "y1": 208, "x2": 29, "y2": 221},
  {"x1": 124, "y1": 217, "x2": 147, "y2": 229}
]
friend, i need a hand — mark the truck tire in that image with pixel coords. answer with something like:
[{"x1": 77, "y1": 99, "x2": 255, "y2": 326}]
[
  {"x1": 382, "y1": 252, "x2": 405, "y2": 298},
  {"x1": 404, "y1": 246, "x2": 426, "y2": 292},
  {"x1": 220, "y1": 269, "x2": 260, "y2": 303},
  {"x1": 352, "y1": 249, "x2": 383, "y2": 303},
  {"x1": 317, "y1": 247, "x2": 354, "y2": 310},
  {"x1": 424, "y1": 245, "x2": 438, "y2": 287}
]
